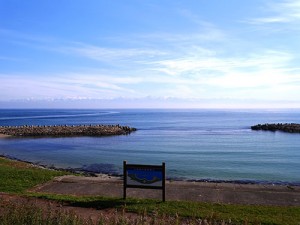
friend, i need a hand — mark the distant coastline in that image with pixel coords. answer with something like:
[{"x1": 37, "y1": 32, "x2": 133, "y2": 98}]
[{"x1": 0, "y1": 124, "x2": 137, "y2": 137}]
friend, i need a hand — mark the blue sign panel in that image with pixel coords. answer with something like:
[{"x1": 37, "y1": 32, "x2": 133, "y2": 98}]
[{"x1": 127, "y1": 168, "x2": 163, "y2": 187}]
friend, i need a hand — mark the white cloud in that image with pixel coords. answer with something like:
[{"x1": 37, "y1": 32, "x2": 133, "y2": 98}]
[
  {"x1": 248, "y1": 0, "x2": 300, "y2": 24},
  {"x1": 63, "y1": 43, "x2": 167, "y2": 63},
  {"x1": 205, "y1": 68, "x2": 298, "y2": 89},
  {"x1": 151, "y1": 49, "x2": 293, "y2": 78},
  {"x1": 142, "y1": 48, "x2": 300, "y2": 102},
  {"x1": 1, "y1": 15, "x2": 299, "y2": 108},
  {"x1": 1, "y1": 46, "x2": 299, "y2": 103},
  {"x1": 0, "y1": 74, "x2": 137, "y2": 100}
]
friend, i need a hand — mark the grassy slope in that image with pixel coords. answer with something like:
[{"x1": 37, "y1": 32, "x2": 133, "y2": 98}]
[
  {"x1": 0, "y1": 157, "x2": 68, "y2": 193},
  {"x1": 1, "y1": 156, "x2": 300, "y2": 224}
]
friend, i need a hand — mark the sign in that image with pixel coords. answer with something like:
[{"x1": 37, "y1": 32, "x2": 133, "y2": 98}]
[{"x1": 123, "y1": 161, "x2": 166, "y2": 201}]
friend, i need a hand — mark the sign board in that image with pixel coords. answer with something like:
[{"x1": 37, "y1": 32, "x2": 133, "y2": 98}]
[{"x1": 123, "y1": 161, "x2": 166, "y2": 201}]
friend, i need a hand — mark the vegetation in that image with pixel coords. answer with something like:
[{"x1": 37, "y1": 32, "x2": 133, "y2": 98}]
[
  {"x1": 0, "y1": 200, "x2": 86, "y2": 225},
  {"x1": 1, "y1": 156, "x2": 300, "y2": 224},
  {"x1": 30, "y1": 193, "x2": 300, "y2": 225},
  {"x1": 0, "y1": 157, "x2": 68, "y2": 193},
  {"x1": 0, "y1": 198, "x2": 227, "y2": 225},
  {"x1": 1, "y1": 195, "x2": 300, "y2": 225}
]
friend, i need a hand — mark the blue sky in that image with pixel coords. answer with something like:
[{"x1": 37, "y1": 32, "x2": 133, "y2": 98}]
[{"x1": 1, "y1": 0, "x2": 300, "y2": 108}]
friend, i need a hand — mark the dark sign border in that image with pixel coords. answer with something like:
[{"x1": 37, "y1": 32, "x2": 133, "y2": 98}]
[{"x1": 123, "y1": 161, "x2": 166, "y2": 202}]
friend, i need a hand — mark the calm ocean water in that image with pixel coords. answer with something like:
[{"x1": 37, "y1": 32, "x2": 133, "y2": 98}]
[{"x1": 0, "y1": 109, "x2": 300, "y2": 185}]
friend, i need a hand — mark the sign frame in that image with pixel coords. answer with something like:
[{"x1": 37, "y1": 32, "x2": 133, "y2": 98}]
[{"x1": 123, "y1": 161, "x2": 166, "y2": 202}]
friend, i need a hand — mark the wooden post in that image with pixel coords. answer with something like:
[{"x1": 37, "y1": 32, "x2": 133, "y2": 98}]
[
  {"x1": 162, "y1": 162, "x2": 166, "y2": 202},
  {"x1": 123, "y1": 160, "x2": 127, "y2": 200}
]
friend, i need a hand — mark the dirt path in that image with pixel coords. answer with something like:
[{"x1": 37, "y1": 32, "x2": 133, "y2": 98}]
[
  {"x1": 0, "y1": 192, "x2": 109, "y2": 221},
  {"x1": 32, "y1": 175, "x2": 300, "y2": 206}
]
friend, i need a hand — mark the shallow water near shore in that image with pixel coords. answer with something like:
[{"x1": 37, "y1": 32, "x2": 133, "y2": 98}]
[{"x1": 0, "y1": 109, "x2": 300, "y2": 185}]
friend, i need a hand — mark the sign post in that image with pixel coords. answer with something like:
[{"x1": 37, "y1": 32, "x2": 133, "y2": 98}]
[{"x1": 123, "y1": 161, "x2": 166, "y2": 202}]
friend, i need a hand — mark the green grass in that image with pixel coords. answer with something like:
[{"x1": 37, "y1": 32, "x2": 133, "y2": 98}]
[
  {"x1": 1, "y1": 156, "x2": 300, "y2": 224},
  {"x1": 0, "y1": 157, "x2": 69, "y2": 193}
]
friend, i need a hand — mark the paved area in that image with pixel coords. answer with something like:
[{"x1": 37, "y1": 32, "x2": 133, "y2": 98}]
[{"x1": 32, "y1": 175, "x2": 300, "y2": 206}]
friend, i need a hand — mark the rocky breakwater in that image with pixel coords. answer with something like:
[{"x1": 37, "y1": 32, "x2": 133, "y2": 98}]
[
  {"x1": 251, "y1": 123, "x2": 300, "y2": 133},
  {"x1": 0, "y1": 124, "x2": 137, "y2": 137}
]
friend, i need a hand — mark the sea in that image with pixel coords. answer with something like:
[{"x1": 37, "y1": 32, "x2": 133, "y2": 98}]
[{"x1": 0, "y1": 109, "x2": 299, "y2": 185}]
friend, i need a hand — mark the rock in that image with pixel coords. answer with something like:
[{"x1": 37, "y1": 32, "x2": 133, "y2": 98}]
[
  {"x1": 0, "y1": 124, "x2": 137, "y2": 137},
  {"x1": 251, "y1": 123, "x2": 300, "y2": 133}
]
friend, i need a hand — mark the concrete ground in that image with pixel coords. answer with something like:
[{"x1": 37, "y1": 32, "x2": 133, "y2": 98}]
[{"x1": 32, "y1": 175, "x2": 300, "y2": 206}]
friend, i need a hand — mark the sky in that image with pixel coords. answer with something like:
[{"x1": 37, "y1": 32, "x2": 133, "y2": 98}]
[{"x1": 1, "y1": 0, "x2": 300, "y2": 108}]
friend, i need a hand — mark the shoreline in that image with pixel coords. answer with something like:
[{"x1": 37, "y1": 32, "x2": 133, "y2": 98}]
[{"x1": 1, "y1": 154, "x2": 299, "y2": 187}]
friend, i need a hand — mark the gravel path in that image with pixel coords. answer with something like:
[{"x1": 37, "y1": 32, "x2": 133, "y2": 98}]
[{"x1": 32, "y1": 175, "x2": 300, "y2": 206}]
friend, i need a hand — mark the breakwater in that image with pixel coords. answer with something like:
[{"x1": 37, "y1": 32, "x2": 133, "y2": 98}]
[
  {"x1": 0, "y1": 124, "x2": 137, "y2": 137},
  {"x1": 251, "y1": 123, "x2": 300, "y2": 133}
]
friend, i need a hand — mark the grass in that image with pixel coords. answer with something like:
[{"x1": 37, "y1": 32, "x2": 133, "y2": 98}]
[
  {"x1": 29, "y1": 193, "x2": 300, "y2": 225},
  {"x1": 0, "y1": 198, "x2": 228, "y2": 225},
  {"x1": 1, "y1": 156, "x2": 300, "y2": 224},
  {"x1": 0, "y1": 199, "x2": 86, "y2": 225},
  {"x1": 0, "y1": 157, "x2": 69, "y2": 194}
]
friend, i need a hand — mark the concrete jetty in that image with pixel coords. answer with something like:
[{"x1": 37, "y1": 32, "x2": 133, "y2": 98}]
[
  {"x1": 251, "y1": 123, "x2": 300, "y2": 133},
  {"x1": 0, "y1": 124, "x2": 137, "y2": 137}
]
